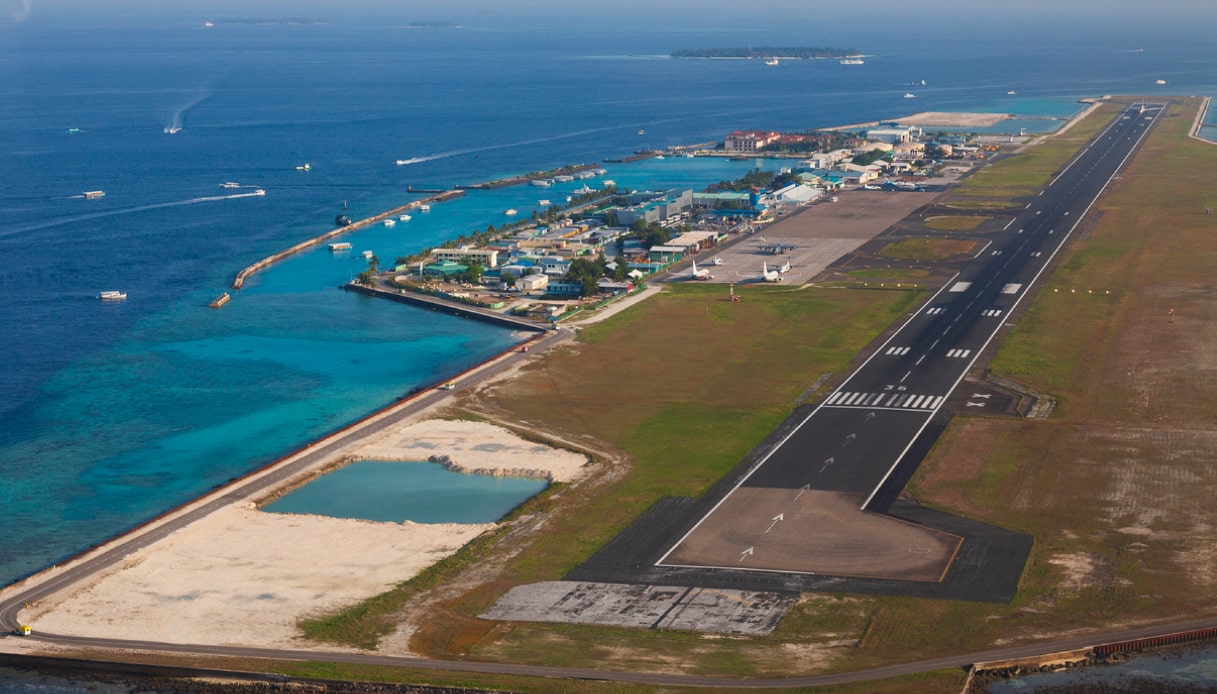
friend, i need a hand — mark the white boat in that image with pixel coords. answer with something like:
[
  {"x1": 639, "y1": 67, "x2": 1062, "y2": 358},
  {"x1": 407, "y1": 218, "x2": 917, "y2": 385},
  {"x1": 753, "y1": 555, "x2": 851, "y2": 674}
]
[
  {"x1": 362, "y1": 250, "x2": 375, "y2": 260},
  {"x1": 505, "y1": 208, "x2": 518, "y2": 216},
  {"x1": 575, "y1": 171, "x2": 595, "y2": 179},
  {"x1": 220, "y1": 182, "x2": 240, "y2": 189},
  {"x1": 552, "y1": 174, "x2": 573, "y2": 182},
  {"x1": 253, "y1": 189, "x2": 266, "y2": 196},
  {"x1": 531, "y1": 179, "x2": 553, "y2": 187},
  {"x1": 419, "y1": 204, "x2": 430, "y2": 212},
  {"x1": 97, "y1": 290, "x2": 126, "y2": 301},
  {"x1": 538, "y1": 199, "x2": 552, "y2": 206},
  {"x1": 602, "y1": 180, "x2": 615, "y2": 187},
  {"x1": 1155, "y1": 79, "x2": 1167, "y2": 85},
  {"x1": 637, "y1": 129, "x2": 645, "y2": 135},
  {"x1": 163, "y1": 126, "x2": 181, "y2": 135},
  {"x1": 593, "y1": 168, "x2": 607, "y2": 175},
  {"x1": 383, "y1": 219, "x2": 396, "y2": 227},
  {"x1": 83, "y1": 190, "x2": 106, "y2": 199},
  {"x1": 655, "y1": 154, "x2": 665, "y2": 160},
  {"x1": 764, "y1": 58, "x2": 779, "y2": 66},
  {"x1": 1007, "y1": 90, "x2": 1017, "y2": 95},
  {"x1": 399, "y1": 214, "x2": 411, "y2": 221},
  {"x1": 574, "y1": 185, "x2": 593, "y2": 195},
  {"x1": 296, "y1": 163, "x2": 311, "y2": 171},
  {"x1": 395, "y1": 159, "x2": 409, "y2": 166},
  {"x1": 904, "y1": 93, "x2": 916, "y2": 99},
  {"x1": 840, "y1": 58, "x2": 864, "y2": 65},
  {"x1": 328, "y1": 242, "x2": 352, "y2": 252}
]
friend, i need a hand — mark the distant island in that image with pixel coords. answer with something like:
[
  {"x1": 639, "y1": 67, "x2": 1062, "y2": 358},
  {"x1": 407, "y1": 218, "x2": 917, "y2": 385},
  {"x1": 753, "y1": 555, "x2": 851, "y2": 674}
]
[
  {"x1": 672, "y1": 47, "x2": 860, "y2": 59},
  {"x1": 408, "y1": 20, "x2": 463, "y2": 29},
  {"x1": 210, "y1": 18, "x2": 328, "y2": 26}
]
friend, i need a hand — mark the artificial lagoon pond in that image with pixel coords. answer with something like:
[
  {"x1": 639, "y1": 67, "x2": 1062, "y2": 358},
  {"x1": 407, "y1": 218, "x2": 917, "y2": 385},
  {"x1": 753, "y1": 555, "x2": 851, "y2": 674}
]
[{"x1": 263, "y1": 460, "x2": 548, "y2": 524}]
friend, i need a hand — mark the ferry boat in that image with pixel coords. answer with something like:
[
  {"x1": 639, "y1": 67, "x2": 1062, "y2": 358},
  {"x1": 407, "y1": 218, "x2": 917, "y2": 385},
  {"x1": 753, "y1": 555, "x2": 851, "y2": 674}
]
[
  {"x1": 328, "y1": 242, "x2": 352, "y2": 252},
  {"x1": 209, "y1": 292, "x2": 230, "y2": 308},
  {"x1": 383, "y1": 218, "x2": 396, "y2": 227},
  {"x1": 83, "y1": 190, "x2": 106, "y2": 199},
  {"x1": 221, "y1": 182, "x2": 240, "y2": 188},
  {"x1": 840, "y1": 58, "x2": 864, "y2": 65},
  {"x1": 97, "y1": 290, "x2": 126, "y2": 301}
]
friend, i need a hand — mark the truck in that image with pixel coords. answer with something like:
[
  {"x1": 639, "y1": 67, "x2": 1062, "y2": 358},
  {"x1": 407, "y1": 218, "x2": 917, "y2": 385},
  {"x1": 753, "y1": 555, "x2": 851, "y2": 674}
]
[{"x1": 13, "y1": 625, "x2": 31, "y2": 636}]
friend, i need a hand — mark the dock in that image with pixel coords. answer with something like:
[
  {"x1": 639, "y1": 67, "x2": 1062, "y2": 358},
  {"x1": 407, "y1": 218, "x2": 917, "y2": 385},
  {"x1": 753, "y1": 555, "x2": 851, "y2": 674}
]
[
  {"x1": 208, "y1": 292, "x2": 231, "y2": 308},
  {"x1": 343, "y1": 283, "x2": 549, "y2": 333},
  {"x1": 230, "y1": 189, "x2": 465, "y2": 290},
  {"x1": 604, "y1": 151, "x2": 661, "y2": 164},
  {"x1": 456, "y1": 163, "x2": 600, "y2": 190}
]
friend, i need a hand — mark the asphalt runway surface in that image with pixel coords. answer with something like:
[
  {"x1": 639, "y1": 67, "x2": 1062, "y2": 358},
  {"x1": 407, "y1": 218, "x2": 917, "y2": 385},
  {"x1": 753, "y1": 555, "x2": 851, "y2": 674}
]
[{"x1": 574, "y1": 102, "x2": 1165, "y2": 600}]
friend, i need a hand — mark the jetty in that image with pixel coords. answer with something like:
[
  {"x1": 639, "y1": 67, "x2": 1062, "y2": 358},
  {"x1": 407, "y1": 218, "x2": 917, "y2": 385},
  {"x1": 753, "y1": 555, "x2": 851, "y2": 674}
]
[
  {"x1": 456, "y1": 163, "x2": 599, "y2": 190},
  {"x1": 343, "y1": 283, "x2": 549, "y2": 333},
  {"x1": 230, "y1": 190, "x2": 465, "y2": 290},
  {"x1": 605, "y1": 151, "x2": 661, "y2": 164}
]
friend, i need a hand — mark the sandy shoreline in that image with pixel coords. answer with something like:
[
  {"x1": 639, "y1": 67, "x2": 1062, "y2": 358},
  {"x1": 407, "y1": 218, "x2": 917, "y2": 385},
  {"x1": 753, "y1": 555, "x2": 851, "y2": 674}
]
[{"x1": 16, "y1": 419, "x2": 589, "y2": 650}]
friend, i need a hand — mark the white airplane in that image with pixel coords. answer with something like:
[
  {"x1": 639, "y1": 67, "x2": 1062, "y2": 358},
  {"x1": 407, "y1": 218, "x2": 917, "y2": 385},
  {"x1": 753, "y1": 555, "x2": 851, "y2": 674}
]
[
  {"x1": 708, "y1": 256, "x2": 724, "y2": 266},
  {"x1": 776, "y1": 257, "x2": 792, "y2": 274},
  {"x1": 761, "y1": 261, "x2": 782, "y2": 283},
  {"x1": 884, "y1": 178, "x2": 922, "y2": 192},
  {"x1": 690, "y1": 260, "x2": 713, "y2": 281}
]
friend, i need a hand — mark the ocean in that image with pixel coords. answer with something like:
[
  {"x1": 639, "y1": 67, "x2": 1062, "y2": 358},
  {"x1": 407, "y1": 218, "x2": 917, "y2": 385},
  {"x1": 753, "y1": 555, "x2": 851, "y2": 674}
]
[{"x1": 1, "y1": 3, "x2": 1216, "y2": 599}]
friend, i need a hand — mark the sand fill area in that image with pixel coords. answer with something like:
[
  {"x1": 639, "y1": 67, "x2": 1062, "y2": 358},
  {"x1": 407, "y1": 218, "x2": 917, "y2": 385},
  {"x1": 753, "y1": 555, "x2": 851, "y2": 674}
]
[{"x1": 22, "y1": 419, "x2": 588, "y2": 650}]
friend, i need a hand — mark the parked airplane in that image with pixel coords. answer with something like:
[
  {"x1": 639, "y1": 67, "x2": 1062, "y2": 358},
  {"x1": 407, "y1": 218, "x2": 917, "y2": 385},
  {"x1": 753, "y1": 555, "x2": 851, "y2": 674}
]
[
  {"x1": 708, "y1": 256, "x2": 724, "y2": 266},
  {"x1": 761, "y1": 261, "x2": 782, "y2": 282},
  {"x1": 862, "y1": 184, "x2": 882, "y2": 190},
  {"x1": 776, "y1": 257, "x2": 792, "y2": 274},
  {"x1": 691, "y1": 260, "x2": 713, "y2": 280},
  {"x1": 884, "y1": 178, "x2": 923, "y2": 191}
]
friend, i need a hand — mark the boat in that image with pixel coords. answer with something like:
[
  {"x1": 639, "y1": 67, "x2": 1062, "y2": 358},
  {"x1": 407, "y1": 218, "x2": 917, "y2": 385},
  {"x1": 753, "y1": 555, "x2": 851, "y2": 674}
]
[
  {"x1": 203, "y1": 21, "x2": 214, "y2": 27},
  {"x1": 574, "y1": 185, "x2": 593, "y2": 194},
  {"x1": 66, "y1": 127, "x2": 82, "y2": 134},
  {"x1": 764, "y1": 58, "x2": 779, "y2": 66},
  {"x1": 296, "y1": 163, "x2": 311, "y2": 171},
  {"x1": 576, "y1": 171, "x2": 595, "y2": 179},
  {"x1": 505, "y1": 208, "x2": 518, "y2": 216},
  {"x1": 637, "y1": 129, "x2": 645, "y2": 135},
  {"x1": 840, "y1": 58, "x2": 864, "y2": 65},
  {"x1": 335, "y1": 214, "x2": 352, "y2": 227},
  {"x1": 221, "y1": 182, "x2": 240, "y2": 188},
  {"x1": 83, "y1": 190, "x2": 105, "y2": 199},
  {"x1": 328, "y1": 242, "x2": 352, "y2": 252},
  {"x1": 531, "y1": 179, "x2": 553, "y2": 187},
  {"x1": 1155, "y1": 79, "x2": 1167, "y2": 85},
  {"x1": 1007, "y1": 90, "x2": 1017, "y2": 95},
  {"x1": 399, "y1": 214, "x2": 411, "y2": 221},
  {"x1": 383, "y1": 219, "x2": 396, "y2": 228},
  {"x1": 253, "y1": 189, "x2": 266, "y2": 196},
  {"x1": 362, "y1": 250, "x2": 375, "y2": 260},
  {"x1": 602, "y1": 180, "x2": 615, "y2": 187},
  {"x1": 552, "y1": 174, "x2": 573, "y2": 182},
  {"x1": 395, "y1": 159, "x2": 409, "y2": 166},
  {"x1": 904, "y1": 93, "x2": 916, "y2": 99},
  {"x1": 209, "y1": 292, "x2": 230, "y2": 308},
  {"x1": 419, "y1": 204, "x2": 430, "y2": 212},
  {"x1": 163, "y1": 126, "x2": 181, "y2": 134},
  {"x1": 97, "y1": 290, "x2": 126, "y2": 301},
  {"x1": 592, "y1": 168, "x2": 607, "y2": 175},
  {"x1": 538, "y1": 199, "x2": 552, "y2": 206}
]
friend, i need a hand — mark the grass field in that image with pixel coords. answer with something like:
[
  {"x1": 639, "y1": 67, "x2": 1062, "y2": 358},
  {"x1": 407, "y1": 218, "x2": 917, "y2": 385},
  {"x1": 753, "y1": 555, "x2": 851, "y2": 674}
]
[
  {"x1": 923, "y1": 215, "x2": 988, "y2": 232},
  {"x1": 289, "y1": 97, "x2": 1217, "y2": 690},
  {"x1": 878, "y1": 237, "x2": 979, "y2": 260}
]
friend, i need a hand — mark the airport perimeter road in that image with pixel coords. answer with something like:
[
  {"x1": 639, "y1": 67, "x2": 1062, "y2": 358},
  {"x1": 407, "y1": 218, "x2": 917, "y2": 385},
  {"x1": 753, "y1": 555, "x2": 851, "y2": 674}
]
[
  {"x1": 661, "y1": 102, "x2": 1165, "y2": 575},
  {"x1": 0, "y1": 327, "x2": 572, "y2": 635}
]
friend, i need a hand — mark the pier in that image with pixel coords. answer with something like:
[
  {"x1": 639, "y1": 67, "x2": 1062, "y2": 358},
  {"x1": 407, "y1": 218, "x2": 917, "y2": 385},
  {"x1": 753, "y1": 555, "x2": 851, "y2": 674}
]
[
  {"x1": 230, "y1": 189, "x2": 466, "y2": 290},
  {"x1": 456, "y1": 163, "x2": 599, "y2": 190},
  {"x1": 342, "y1": 282, "x2": 549, "y2": 333}
]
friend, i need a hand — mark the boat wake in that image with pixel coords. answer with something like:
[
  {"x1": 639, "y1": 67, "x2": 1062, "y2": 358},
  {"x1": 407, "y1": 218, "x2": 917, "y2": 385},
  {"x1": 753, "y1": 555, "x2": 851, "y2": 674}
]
[
  {"x1": 393, "y1": 122, "x2": 660, "y2": 166},
  {"x1": 163, "y1": 89, "x2": 211, "y2": 134},
  {"x1": 1, "y1": 191, "x2": 264, "y2": 239}
]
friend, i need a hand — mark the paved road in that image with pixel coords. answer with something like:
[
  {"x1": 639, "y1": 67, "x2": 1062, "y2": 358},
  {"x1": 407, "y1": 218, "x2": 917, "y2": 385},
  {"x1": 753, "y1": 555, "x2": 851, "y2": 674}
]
[
  {"x1": 0, "y1": 327, "x2": 571, "y2": 633},
  {"x1": 660, "y1": 102, "x2": 1165, "y2": 574}
]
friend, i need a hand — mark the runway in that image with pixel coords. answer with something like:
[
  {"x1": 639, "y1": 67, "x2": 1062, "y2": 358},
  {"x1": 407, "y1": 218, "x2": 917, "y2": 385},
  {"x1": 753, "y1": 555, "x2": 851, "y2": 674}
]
[{"x1": 657, "y1": 102, "x2": 1166, "y2": 580}]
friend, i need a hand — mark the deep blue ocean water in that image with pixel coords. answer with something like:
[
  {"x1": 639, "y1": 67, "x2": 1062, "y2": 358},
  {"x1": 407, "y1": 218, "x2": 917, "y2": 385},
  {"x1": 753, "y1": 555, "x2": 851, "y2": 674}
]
[{"x1": 1, "y1": 3, "x2": 1216, "y2": 603}]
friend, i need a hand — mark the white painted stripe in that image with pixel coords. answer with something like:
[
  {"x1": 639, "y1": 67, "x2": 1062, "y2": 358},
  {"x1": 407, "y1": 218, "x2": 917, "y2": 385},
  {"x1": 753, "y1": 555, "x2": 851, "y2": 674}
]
[
  {"x1": 949, "y1": 282, "x2": 972, "y2": 292},
  {"x1": 909, "y1": 395, "x2": 926, "y2": 409},
  {"x1": 843, "y1": 392, "x2": 862, "y2": 405},
  {"x1": 1001, "y1": 283, "x2": 1022, "y2": 294},
  {"x1": 896, "y1": 394, "x2": 911, "y2": 407},
  {"x1": 826, "y1": 392, "x2": 842, "y2": 405},
  {"x1": 867, "y1": 393, "x2": 885, "y2": 406},
  {"x1": 886, "y1": 347, "x2": 896, "y2": 355},
  {"x1": 930, "y1": 396, "x2": 945, "y2": 409}
]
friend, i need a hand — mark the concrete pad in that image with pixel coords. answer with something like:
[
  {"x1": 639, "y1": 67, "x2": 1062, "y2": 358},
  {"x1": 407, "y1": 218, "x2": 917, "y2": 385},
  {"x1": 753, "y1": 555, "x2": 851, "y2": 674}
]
[
  {"x1": 661, "y1": 489, "x2": 961, "y2": 582},
  {"x1": 481, "y1": 581, "x2": 796, "y2": 636}
]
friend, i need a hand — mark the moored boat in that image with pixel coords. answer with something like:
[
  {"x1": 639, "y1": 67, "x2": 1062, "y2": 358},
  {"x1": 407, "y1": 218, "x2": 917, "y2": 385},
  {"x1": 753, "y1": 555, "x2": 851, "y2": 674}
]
[
  {"x1": 328, "y1": 242, "x2": 352, "y2": 252},
  {"x1": 97, "y1": 290, "x2": 126, "y2": 301}
]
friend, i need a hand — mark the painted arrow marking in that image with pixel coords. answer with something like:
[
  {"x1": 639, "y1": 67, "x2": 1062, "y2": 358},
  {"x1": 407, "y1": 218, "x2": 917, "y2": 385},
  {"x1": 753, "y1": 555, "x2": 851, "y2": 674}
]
[
  {"x1": 739, "y1": 546, "x2": 754, "y2": 563},
  {"x1": 865, "y1": 411, "x2": 877, "y2": 422},
  {"x1": 766, "y1": 513, "x2": 784, "y2": 534},
  {"x1": 820, "y1": 457, "x2": 835, "y2": 473},
  {"x1": 795, "y1": 484, "x2": 810, "y2": 501}
]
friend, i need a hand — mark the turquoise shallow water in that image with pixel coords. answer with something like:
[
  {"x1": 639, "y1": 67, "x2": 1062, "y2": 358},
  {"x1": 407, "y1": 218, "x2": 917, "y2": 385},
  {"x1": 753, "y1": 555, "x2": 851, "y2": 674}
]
[{"x1": 262, "y1": 460, "x2": 548, "y2": 524}]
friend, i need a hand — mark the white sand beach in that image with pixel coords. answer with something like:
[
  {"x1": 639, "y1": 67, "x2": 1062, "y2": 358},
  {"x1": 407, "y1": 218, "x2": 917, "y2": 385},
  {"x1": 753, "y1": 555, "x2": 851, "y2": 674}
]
[{"x1": 20, "y1": 419, "x2": 589, "y2": 650}]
